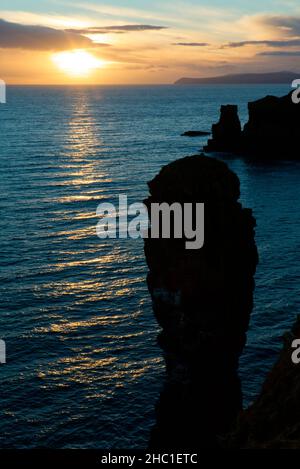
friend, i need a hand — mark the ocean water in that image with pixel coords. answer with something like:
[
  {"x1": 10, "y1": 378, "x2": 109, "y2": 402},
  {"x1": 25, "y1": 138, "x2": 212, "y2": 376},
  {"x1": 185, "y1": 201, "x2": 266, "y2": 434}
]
[{"x1": 0, "y1": 84, "x2": 299, "y2": 448}]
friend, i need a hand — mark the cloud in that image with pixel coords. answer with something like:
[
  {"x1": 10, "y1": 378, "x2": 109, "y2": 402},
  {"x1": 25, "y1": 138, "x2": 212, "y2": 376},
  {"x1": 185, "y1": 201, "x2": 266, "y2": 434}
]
[
  {"x1": 260, "y1": 15, "x2": 300, "y2": 36},
  {"x1": 0, "y1": 10, "x2": 90, "y2": 29},
  {"x1": 258, "y1": 50, "x2": 300, "y2": 56},
  {"x1": 0, "y1": 18, "x2": 103, "y2": 50},
  {"x1": 236, "y1": 14, "x2": 300, "y2": 40},
  {"x1": 223, "y1": 39, "x2": 300, "y2": 48},
  {"x1": 172, "y1": 42, "x2": 209, "y2": 46},
  {"x1": 66, "y1": 24, "x2": 167, "y2": 34},
  {"x1": 66, "y1": 1, "x2": 234, "y2": 28},
  {"x1": 182, "y1": 62, "x2": 235, "y2": 72}
]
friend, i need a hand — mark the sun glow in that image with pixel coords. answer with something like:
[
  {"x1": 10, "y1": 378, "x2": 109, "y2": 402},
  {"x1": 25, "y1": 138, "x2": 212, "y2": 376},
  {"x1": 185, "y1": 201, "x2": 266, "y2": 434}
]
[{"x1": 52, "y1": 50, "x2": 106, "y2": 76}]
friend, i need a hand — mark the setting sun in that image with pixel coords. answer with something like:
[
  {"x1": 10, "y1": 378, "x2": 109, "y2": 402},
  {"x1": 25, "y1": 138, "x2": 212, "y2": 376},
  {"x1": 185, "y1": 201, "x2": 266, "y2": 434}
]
[{"x1": 52, "y1": 50, "x2": 105, "y2": 76}]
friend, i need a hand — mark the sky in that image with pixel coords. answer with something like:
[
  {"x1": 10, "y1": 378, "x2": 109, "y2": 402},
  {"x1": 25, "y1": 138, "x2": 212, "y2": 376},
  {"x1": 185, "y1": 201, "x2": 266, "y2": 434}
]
[{"x1": 1, "y1": 0, "x2": 300, "y2": 84}]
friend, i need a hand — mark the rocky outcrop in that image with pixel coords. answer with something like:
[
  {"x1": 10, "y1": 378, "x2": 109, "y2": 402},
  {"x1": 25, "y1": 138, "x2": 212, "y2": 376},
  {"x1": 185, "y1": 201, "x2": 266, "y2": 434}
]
[
  {"x1": 230, "y1": 316, "x2": 300, "y2": 449},
  {"x1": 181, "y1": 130, "x2": 211, "y2": 137},
  {"x1": 144, "y1": 154, "x2": 258, "y2": 449},
  {"x1": 205, "y1": 105, "x2": 242, "y2": 152},
  {"x1": 205, "y1": 91, "x2": 300, "y2": 158},
  {"x1": 242, "y1": 92, "x2": 299, "y2": 157}
]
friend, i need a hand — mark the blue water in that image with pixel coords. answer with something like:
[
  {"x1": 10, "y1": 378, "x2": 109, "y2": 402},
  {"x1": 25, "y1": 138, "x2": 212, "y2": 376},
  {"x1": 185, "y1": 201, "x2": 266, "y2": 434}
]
[{"x1": 0, "y1": 84, "x2": 299, "y2": 448}]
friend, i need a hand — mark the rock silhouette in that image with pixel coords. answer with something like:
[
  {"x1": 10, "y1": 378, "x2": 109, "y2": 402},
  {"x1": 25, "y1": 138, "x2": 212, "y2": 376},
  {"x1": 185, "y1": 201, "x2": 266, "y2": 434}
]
[
  {"x1": 205, "y1": 91, "x2": 300, "y2": 158},
  {"x1": 181, "y1": 130, "x2": 211, "y2": 137},
  {"x1": 205, "y1": 105, "x2": 242, "y2": 152},
  {"x1": 144, "y1": 154, "x2": 258, "y2": 449},
  {"x1": 230, "y1": 316, "x2": 300, "y2": 449},
  {"x1": 175, "y1": 71, "x2": 297, "y2": 85}
]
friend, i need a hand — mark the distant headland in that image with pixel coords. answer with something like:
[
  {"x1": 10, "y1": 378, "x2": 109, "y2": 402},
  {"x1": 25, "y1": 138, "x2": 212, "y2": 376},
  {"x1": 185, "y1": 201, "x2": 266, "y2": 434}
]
[{"x1": 174, "y1": 71, "x2": 298, "y2": 85}]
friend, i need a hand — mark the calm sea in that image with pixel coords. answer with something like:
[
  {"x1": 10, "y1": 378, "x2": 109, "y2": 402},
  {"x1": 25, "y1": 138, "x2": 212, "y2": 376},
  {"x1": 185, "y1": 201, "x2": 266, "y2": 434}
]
[{"x1": 0, "y1": 84, "x2": 299, "y2": 448}]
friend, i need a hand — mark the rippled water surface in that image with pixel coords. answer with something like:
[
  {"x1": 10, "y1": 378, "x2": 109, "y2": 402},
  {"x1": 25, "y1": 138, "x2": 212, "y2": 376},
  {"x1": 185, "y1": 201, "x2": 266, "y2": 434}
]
[{"x1": 0, "y1": 85, "x2": 299, "y2": 448}]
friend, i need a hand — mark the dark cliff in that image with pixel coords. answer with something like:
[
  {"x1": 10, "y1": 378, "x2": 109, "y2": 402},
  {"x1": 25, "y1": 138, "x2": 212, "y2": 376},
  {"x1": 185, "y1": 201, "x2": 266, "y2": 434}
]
[
  {"x1": 205, "y1": 91, "x2": 300, "y2": 158},
  {"x1": 230, "y1": 316, "x2": 300, "y2": 449},
  {"x1": 144, "y1": 154, "x2": 258, "y2": 449}
]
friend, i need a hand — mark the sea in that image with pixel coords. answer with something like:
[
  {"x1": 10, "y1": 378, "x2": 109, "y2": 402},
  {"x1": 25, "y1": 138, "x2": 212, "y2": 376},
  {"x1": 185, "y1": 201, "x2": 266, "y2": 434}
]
[{"x1": 0, "y1": 84, "x2": 299, "y2": 448}]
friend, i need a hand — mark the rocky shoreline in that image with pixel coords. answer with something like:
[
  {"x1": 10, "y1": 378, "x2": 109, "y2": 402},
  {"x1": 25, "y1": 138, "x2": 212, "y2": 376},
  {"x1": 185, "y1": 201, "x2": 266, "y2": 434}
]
[{"x1": 229, "y1": 316, "x2": 300, "y2": 448}]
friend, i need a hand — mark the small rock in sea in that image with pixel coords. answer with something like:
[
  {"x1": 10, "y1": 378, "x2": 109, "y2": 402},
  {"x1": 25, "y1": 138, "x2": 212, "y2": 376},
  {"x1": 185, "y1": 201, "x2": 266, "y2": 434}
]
[{"x1": 181, "y1": 130, "x2": 211, "y2": 137}]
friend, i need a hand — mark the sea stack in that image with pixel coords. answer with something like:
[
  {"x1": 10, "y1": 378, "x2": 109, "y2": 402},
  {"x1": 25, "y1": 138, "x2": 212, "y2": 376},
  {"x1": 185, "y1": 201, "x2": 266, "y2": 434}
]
[
  {"x1": 205, "y1": 105, "x2": 242, "y2": 153},
  {"x1": 144, "y1": 154, "x2": 258, "y2": 449},
  {"x1": 242, "y1": 92, "x2": 299, "y2": 157},
  {"x1": 205, "y1": 91, "x2": 300, "y2": 158}
]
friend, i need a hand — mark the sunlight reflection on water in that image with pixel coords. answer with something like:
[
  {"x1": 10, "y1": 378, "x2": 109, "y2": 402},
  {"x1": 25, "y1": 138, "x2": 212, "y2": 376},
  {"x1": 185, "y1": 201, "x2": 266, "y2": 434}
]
[{"x1": 0, "y1": 84, "x2": 299, "y2": 448}]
